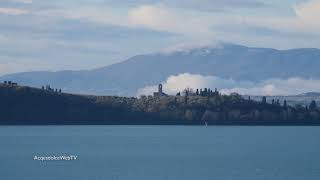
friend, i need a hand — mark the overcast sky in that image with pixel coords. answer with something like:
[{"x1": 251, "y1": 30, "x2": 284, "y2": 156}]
[{"x1": 0, "y1": 0, "x2": 319, "y2": 75}]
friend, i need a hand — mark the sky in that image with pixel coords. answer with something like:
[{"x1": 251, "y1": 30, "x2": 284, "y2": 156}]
[{"x1": 0, "y1": 0, "x2": 320, "y2": 75}]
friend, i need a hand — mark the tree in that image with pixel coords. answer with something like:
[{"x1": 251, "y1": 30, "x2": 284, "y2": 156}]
[
  {"x1": 283, "y1": 100, "x2": 287, "y2": 108},
  {"x1": 309, "y1": 100, "x2": 317, "y2": 110},
  {"x1": 184, "y1": 93, "x2": 188, "y2": 105},
  {"x1": 139, "y1": 95, "x2": 147, "y2": 100},
  {"x1": 204, "y1": 88, "x2": 208, "y2": 96},
  {"x1": 230, "y1": 93, "x2": 242, "y2": 102},
  {"x1": 183, "y1": 88, "x2": 194, "y2": 96},
  {"x1": 295, "y1": 104, "x2": 305, "y2": 111}
]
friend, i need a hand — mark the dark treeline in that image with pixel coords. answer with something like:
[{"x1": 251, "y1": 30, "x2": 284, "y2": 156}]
[{"x1": 0, "y1": 83, "x2": 320, "y2": 125}]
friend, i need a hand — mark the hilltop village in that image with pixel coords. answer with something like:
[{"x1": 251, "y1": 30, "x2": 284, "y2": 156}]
[{"x1": 0, "y1": 82, "x2": 320, "y2": 125}]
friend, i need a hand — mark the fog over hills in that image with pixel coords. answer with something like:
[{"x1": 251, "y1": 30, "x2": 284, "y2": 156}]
[{"x1": 1, "y1": 44, "x2": 320, "y2": 96}]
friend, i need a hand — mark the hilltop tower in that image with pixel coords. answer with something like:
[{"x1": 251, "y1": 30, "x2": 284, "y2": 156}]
[
  {"x1": 158, "y1": 84, "x2": 163, "y2": 94},
  {"x1": 153, "y1": 84, "x2": 168, "y2": 97}
]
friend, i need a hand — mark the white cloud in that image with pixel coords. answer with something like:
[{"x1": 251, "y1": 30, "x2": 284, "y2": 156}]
[
  {"x1": 293, "y1": 0, "x2": 320, "y2": 30},
  {"x1": 12, "y1": 0, "x2": 32, "y2": 4},
  {"x1": 128, "y1": 4, "x2": 214, "y2": 38},
  {"x1": 106, "y1": 0, "x2": 266, "y2": 11},
  {"x1": 128, "y1": 5, "x2": 180, "y2": 32},
  {"x1": 0, "y1": 7, "x2": 29, "y2": 15},
  {"x1": 137, "y1": 73, "x2": 320, "y2": 96},
  {"x1": 128, "y1": 5, "x2": 174, "y2": 29},
  {"x1": 37, "y1": 4, "x2": 214, "y2": 40},
  {"x1": 242, "y1": 0, "x2": 320, "y2": 35},
  {"x1": 127, "y1": 0, "x2": 320, "y2": 45},
  {"x1": 28, "y1": 1, "x2": 320, "y2": 49},
  {"x1": 35, "y1": 1, "x2": 320, "y2": 50},
  {"x1": 294, "y1": 0, "x2": 320, "y2": 21},
  {"x1": 1, "y1": 0, "x2": 320, "y2": 76}
]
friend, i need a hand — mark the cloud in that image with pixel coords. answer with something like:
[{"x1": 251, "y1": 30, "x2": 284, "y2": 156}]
[
  {"x1": 1, "y1": 0, "x2": 320, "y2": 76},
  {"x1": 137, "y1": 73, "x2": 320, "y2": 96},
  {"x1": 35, "y1": 1, "x2": 319, "y2": 49},
  {"x1": 294, "y1": 0, "x2": 320, "y2": 20},
  {"x1": 0, "y1": 0, "x2": 31, "y2": 15},
  {"x1": 0, "y1": 0, "x2": 32, "y2": 4},
  {"x1": 27, "y1": 1, "x2": 320, "y2": 49},
  {"x1": 0, "y1": 7, "x2": 28, "y2": 15},
  {"x1": 36, "y1": 4, "x2": 214, "y2": 40},
  {"x1": 128, "y1": 5, "x2": 176, "y2": 31},
  {"x1": 128, "y1": 4, "x2": 214, "y2": 38},
  {"x1": 133, "y1": 0, "x2": 318, "y2": 38},
  {"x1": 12, "y1": 0, "x2": 32, "y2": 4},
  {"x1": 293, "y1": 0, "x2": 320, "y2": 30},
  {"x1": 241, "y1": 0, "x2": 320, "y2": 36},
  {"x1": 162, "y1": 0, "x2": 266, "y2": 11},
  {"x1": 101, "y1": 0, "x2": 266, "y2": 11}
]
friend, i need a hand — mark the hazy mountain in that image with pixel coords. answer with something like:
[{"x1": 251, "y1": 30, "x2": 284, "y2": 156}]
[
  {"x1": 298, "y1": 92, "x2": 320, "y2": 97},
  {"x1": 1, "y1": 44, "x2": 320, "y2": 96}
]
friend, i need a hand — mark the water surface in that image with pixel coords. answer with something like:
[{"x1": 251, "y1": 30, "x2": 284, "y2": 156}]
[{"x1": 0, "y1": 126, "x2": 320, "y2": 180}]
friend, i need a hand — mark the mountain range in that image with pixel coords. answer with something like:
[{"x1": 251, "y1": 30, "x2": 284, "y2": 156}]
[{"x1": 1, "y1": 43, "x2": 320, "y2": 96}]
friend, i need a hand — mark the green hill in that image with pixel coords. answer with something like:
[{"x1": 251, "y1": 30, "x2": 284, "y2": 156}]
[{"x1": 0, "y1": 83, "x2": 320, "y2": 125}]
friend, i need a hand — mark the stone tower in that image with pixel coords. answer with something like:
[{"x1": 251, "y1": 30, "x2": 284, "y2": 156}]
[
  {"x1": 153, "y1": 83, "x2": 168, "y2": 97},
  {"x1": 158, "y1": 84, "x2": 163, "y2": 93}
]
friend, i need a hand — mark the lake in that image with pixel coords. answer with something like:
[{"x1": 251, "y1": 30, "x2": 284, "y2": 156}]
[{"x1": 0, "y1": 126, "x2": 320, "y2": 180}]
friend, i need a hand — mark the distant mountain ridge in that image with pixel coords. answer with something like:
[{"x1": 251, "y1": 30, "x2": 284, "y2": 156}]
[
  {"x1": 1, "y1": 44, "x2": 320, "y2": 96},
  {"x1": 298, "y1": 92, "x2": 320, "y2": 97}
]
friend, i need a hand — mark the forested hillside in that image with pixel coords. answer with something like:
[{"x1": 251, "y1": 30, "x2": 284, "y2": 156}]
[{"x1": 1, "y1": 83, "x2": 320, "y2": 125}]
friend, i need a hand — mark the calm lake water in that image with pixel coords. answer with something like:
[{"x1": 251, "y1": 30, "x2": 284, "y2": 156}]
[{"x1": 0, "y1": 126, "x2": 320, "y2": 180}]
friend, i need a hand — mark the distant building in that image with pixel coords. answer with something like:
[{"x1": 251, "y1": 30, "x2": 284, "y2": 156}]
[
  {"x1": 45, "y1": 85, "x2": 54, "y2": 92},
  {"x1": 4, "y1": 81, "x2": 17, "y2": 86},
  {"x1": 153, "y1": 84, "x2": 168, "y2": 97},
  {"x1": 198, "y1": 87, "x2": 219, "y2": 97},
  {"x1": 262, "y1": 96, "x2": 267, "y2": 104}
]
